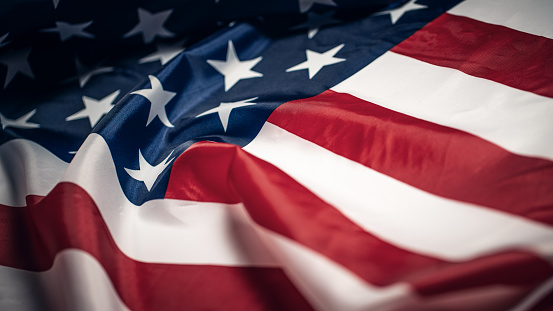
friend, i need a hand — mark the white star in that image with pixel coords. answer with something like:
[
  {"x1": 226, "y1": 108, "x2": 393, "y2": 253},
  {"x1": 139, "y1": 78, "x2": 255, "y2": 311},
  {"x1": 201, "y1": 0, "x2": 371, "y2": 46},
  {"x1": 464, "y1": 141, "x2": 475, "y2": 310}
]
[
  {"x1": 43, "y1": 21, "x2": 94, "y2": 41},
  {"x1": 196, "y1": 97, "x2": 257, "y2": 132},
  {"x1": 0, "y1": 33, "x2": 10, "y2": 48},
  {"x1": 131, "y1": 75, "x2": 176, "y2": 128},
  {"x1": 0, "y1": 47, "x2": 34, "y2": 88},
  {"x1": 74, "y1": 58, "x2": 114, "y2": 87},
  {"x1": 66, "y1": 89, "x2": 120, "y2": 127},
  {"x1": 207, "y1": 40, "x2": 263, "y2": 91},
  {"x1": 291, "y1": 11, "x2": 339, "y2": 39},
  {"x1": 376, "y1": 0, "x2": 428, "y2": 24},
  {"x1": 139, "y1": 40, "x2": 185, "y2": 65},
  {"x1": 298, "y1": 0, "x2": 336, "y2": 13},
  {"x1": 123, "y1": 8, "x2": 175, "y2": 44},
  {"x1": 125, "y1": 149, "x2": 174, "y2": 191},
  {"x1": 0, "y1": 109, "x2": 39, "y2": 130},
  {"x1": 308, "y1": 29, "x2": 319, "y2": 39},
  {"x1": 286, "y1": 44, "x2": 345, "y2": 79}
]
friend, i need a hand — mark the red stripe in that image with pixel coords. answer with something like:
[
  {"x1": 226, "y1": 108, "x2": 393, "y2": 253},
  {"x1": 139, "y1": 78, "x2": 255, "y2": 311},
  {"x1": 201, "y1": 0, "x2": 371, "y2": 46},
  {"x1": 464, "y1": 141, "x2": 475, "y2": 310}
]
[
  {"x1": 391, "y1": 13, "x2": 553, "y2": 98},
  {"x1": 165, "y1": 143, "x2": 241, "y2": 204},
  {"x1": 166, "y1": 142, "x2": 553, "y2": 297},
  {"x1": 267, "y1": 90, "x2": 553, "y2": 225},
  {"x1": 0, "y1": 183, "x2": 313, "y2": 311},
  {"x1": 406, "y1": 286, "x2": 543, "y2": 311},
  {"x1": 167, "y1": 141, "x2": 447, "y2": 286},
  {"x1": 531, "y1": 293, "x2": 553, "y2": 311},
  {"x1": 412, "y1": 251, "x2": 553, "y2": 296}
]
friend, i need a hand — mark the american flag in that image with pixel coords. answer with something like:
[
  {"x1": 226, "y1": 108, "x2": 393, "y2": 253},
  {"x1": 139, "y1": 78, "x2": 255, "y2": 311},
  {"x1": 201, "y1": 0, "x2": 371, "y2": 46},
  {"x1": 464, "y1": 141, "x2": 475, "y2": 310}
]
[{"x1": 0, "y1": 0, "x2": 552, "y2": 310}]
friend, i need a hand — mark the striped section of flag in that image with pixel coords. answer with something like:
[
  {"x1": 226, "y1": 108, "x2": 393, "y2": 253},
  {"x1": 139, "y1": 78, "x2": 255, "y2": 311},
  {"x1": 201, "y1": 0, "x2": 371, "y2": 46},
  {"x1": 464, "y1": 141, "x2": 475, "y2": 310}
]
[{"x1": 1, "y1": 0, "x2": 552, "y2": 310}]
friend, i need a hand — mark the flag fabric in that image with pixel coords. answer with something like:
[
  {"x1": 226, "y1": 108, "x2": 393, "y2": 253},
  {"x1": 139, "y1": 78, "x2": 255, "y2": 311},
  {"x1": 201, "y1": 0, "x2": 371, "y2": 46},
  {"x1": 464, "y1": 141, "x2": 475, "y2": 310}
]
[{"x1": 0, "y1": 0, "x2": 552, "y2": 310}]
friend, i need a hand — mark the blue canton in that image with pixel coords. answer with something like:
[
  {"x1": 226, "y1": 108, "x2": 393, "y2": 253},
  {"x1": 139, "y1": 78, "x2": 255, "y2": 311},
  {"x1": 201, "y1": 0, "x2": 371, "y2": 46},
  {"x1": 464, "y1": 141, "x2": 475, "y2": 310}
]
[{"x1": 0, "y1": 0, "x2": 463, "y2": 205}]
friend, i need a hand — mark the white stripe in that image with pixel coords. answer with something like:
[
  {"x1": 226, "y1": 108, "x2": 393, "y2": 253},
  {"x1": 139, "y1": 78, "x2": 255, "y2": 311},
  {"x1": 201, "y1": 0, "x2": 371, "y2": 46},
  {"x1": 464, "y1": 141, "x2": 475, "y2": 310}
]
[
  {"x1": 244, "y1": 123, "x2": 553, "y2": 262},
  {"x1": 449, "y1": 0, "x2": 553, "y2": 39},
  {"x1": 60, "y1": 134, "x2": 277, "y2": 267},
  {"x1": 256, "y1": 228, "x2": 415, "y2": 311},
  {"x1": 0, "y1": 139, "x2": 68, "y2": 206},
  {"x1": 0, "y1": 249, "x2": 129, "y2": 311},
  {"x1": 254, "y1": 225, "x2": 531, "y2": 311},
  {"x1": 332, "y1": 52, "x2": 553, "y2": 161}
]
